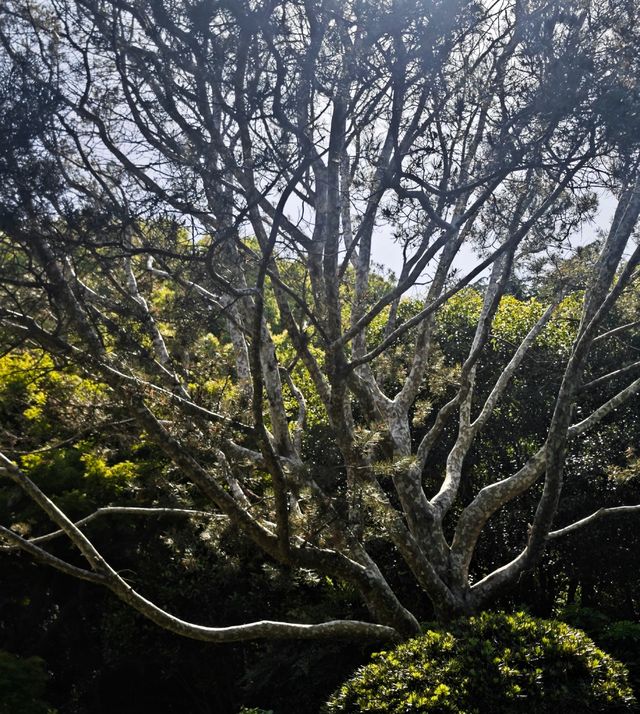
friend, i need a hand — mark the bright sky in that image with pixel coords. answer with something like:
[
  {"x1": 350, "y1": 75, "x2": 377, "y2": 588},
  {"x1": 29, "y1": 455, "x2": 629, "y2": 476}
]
[{"x1": 371, "y1": 191, "x2": 619, "y2": 282}]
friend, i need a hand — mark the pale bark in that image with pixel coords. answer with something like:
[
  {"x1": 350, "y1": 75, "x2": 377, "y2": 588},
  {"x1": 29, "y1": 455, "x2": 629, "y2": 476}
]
[
  {"x1": 0, "y1": 507, "x2": 226, "y2": 551},
  {"x1": 1, "y1": 0, "x2": 640, "y2": 640},
  {"x1": 0, "y1": 457, "x2": 398, "y2": 643},
  {"x1": 547, "y1": 505, "x2": 640, "y2": 540}
]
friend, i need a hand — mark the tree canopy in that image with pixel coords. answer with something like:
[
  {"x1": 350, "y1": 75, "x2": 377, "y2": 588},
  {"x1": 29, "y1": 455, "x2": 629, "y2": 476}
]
[{"x1": 0, "y1": 0, "x2": 639, "y2": 648}]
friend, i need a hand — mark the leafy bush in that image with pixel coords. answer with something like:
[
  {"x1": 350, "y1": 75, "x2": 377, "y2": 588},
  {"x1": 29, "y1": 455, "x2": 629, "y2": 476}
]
[
  {"x1": 560, "y1": 607, "x2": 640, "y2": 694},
  {"x1": 600, "y1": 621, "x2": 640, "y2": 676},
  {"x1": 0, "y1": 650, "x2": 55, "y2": 714},
  {"x1": 325, "y1": 611, "x2": 637, "y2": 713}
]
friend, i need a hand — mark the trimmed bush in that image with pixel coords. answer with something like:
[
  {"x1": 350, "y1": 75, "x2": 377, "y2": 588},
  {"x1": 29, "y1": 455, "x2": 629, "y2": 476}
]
[
  {"x1": 560, "y1": 607, "x2": 640, "y2": 695},
  {"x1": 325, "y1": 611, "x2": 637, "y2": 713}
]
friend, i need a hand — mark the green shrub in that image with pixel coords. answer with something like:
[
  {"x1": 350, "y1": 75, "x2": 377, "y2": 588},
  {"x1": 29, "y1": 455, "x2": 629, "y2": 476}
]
[
  {"x1": 560, "y1": 607, "x2": 640, "y2": 695},
  {"x1": 0, "y1": 650, "x2": 55, "y2": 714},
  {"x1": 325, "y1": 611, "x2": 637, "y2": 713},
  {"x1": 600, "y1": 621, "x2": 640, "y2": 678},
  {"x1": 559, "y1": 606, "x2": 613, "y2": 637}
]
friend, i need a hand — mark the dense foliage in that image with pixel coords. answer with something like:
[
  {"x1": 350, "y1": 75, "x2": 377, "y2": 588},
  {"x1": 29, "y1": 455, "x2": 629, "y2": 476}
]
[
  {"x1": 326, "y1": 612, "x2": 637, "y2": 714},
  {"x1": 0, "y1": 651, "x2": 54, "y2": 714},
  {"x1": 1, "y1": 0, "x2": 640, "y2": 709},
  {"x1": 0, "y1": 285, "x2": 638, "y2": 712}
]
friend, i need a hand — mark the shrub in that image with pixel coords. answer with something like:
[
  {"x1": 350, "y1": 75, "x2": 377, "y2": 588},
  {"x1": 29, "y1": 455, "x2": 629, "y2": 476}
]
[
  {"x1": 325, "y1": 611, "x2": 637, "y2": 713},
  {"x1": 0, "y1": 650, "x2": 55, "y2": 714},
  {"x1": 600, "y1": 621, "x2": 640, "y2": 684},
  {"x1": 560, "y1": 607, "x2": 640, "y2": 695}
]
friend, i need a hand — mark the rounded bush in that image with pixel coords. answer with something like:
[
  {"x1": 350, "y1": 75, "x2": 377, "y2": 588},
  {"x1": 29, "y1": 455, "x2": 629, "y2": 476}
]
[{"x1": 325, "y1": 611, "x2": 637, "y2": 713}]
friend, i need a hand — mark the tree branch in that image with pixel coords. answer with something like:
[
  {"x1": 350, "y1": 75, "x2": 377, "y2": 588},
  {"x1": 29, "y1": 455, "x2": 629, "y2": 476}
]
[{"x1": 547, "y1": 505, "x2": 640, "y2": 540}]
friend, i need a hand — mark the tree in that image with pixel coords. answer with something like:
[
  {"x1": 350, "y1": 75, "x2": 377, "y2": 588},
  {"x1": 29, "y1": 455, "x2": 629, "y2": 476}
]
[{"x1": 0, "y1": 0, "x2": 640, "y2": 643}]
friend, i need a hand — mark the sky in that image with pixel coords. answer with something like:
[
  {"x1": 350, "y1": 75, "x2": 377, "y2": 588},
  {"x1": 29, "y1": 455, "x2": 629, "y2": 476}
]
[{"x1": 370, "y1": 191, "x2": 619, "y2": 282}]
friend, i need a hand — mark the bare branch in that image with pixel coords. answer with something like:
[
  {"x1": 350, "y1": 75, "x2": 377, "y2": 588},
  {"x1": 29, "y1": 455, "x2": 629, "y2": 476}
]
[
  {"x1": 547, "y1": 505, "x2": 640, "y2": 540},
  {"x1": 0, "y1": 526, "x2": 107, "y2": 585},
  {"x1": 2, "y1": 507, "x2": 227, "y2": 549}
]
